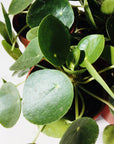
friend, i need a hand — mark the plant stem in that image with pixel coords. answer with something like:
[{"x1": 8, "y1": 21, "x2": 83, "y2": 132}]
[
  {"x1": 84, "y1": 59, "x2": 114, "y2": 99},
  {"x1": 75, "y1": 86, "x2": 79, "y2": 120},
  {"x1": 78, "y1": 90, "x2": 85, "y2": 118},
  {"x1": 16, "y1": 80, "x2": 25, "y2": 87},
  {"x1": 81, "y1": 65, "x2": 114, "y2": 84},
  {"x1": 36, "y1": 64, "x2": 48, "y2": 69},
  {"x1": 78, "y1": 85, "x2": 114, "y2": 111},
  {"x1": 11, "y1": 25, "x2": 28, "y2": 51},
  {"x1": 33, "y1": 125, "x2": 46, "y2": 143}
]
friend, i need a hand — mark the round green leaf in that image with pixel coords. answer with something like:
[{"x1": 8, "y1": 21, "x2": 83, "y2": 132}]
[
  {"x1": 26, "y1": 26, "x2": 38, "y2": 41},
  {"x1": 40, "y1": 119, "x2": 71, "y2": 138},
  {"x1": 10, "y1": 37, "x2": 43, "y2": 71},
  {"x1": 60, "y1": 117, "x2": 99, "y2": 144},
  {"x1": 23, "y1": 69, "x2": 74, "y2": 125},
  {"x1": 106, "y1": 16, "x2": 114, "y2": 46},
  {"x1": 8, "y1": 0, "x2": 33, "y2": 15},
  {"x1": 27, "y1": 0, "x2": 74, "y2": 28},
  {"x1": 0, "y1": 82, "x2": 21, "y2": 128},
  {"x1": 66, "y1": 46, "x2": 80, "y2": 71},
  {"x1": 78, "y1": 34, "x2": 105, "y2": 67},
  {"x1": 38, "y1": 15, "x2": 71, "y2": 66},
  {"x1": 103, "y1": 125, "x2": 114, "y2": 144},
  {"x1": 101, "y1": 0, "x2": 114, "y2": 14}
]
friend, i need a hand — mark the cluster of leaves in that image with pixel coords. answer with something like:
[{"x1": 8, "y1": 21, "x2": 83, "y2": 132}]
[{"x1": 0, "y1": 0, "x2": 114, "y2": 144}]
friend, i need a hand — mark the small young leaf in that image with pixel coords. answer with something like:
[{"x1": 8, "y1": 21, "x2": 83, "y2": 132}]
[
  {"x1": 0, "y1": 82, "x2": 21, "y2": 128},
  {"x1": 2, "y1": 40, "x2": 22, "y2": 60},
  {"x1": 10, "y1": 37, "x2": 43, "y2": 71},
  {"x1": 38, "y1": 15, "x2": 70, "y2": 66},
  {"x1": 23, "y1": 69, "x2": 74, "y2": 125},
  {"x1": 78, "y1": 34, "x2": 105, "y2": 67},
  {"x1": 1, "y1": 3, "x2": 13, "y2": 42},
  {"x1": 40, "y1": 119, "x2": 71, "y2": 138},
  {"x1": 66, "y1": 46, "x2": 80, "y2": 71},
  {"x1": 60, "y1": 117, "x2": 99, "y2": 144},
  {"x1": 103, "y1": 125, "x2": 114, "y2": 144},
  {"x1": 0, "y1": 21, "x2": 11, "y2": 44},
  {"x1": 26, "y1": 26, "x2": 38, "y2": 41},
  {"x1": 27, "y1": 0, "x2": 74, "y2": 28},
  {"x1": 101, "y1": 0, "x2": 114, "y2": 14},
  {"x1": 106, "y1": 16, "x2": 114, "y2": 46},
  {"x1": 8, "y1": 0, "x2": 34, "y2": 15}
]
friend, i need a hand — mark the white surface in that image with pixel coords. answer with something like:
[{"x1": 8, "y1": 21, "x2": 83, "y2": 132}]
[{"x1": 0, "y1": 1, "x2": 109, "y2": 144}]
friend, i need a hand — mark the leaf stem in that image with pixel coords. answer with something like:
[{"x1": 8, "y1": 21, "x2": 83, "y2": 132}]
[
  {"x1": 78, "y1": 90, "x2": 85, "y2": 118},
  {"x1": 81, "y1": 65, "x2": 114, "y2": 84},
  {"x1": 11, "y1": 25, "x2": 28, "y2": 51},
  {"x1": 84, "y1": 59, "x2": 114, "y2": 99},
  {"x1": 33, "y1": 125, "x2": 46, "y2": 143},
  {"x1": 16, "y1": 80, "x2": 25, "y2": 87},
  {"x1": 78, "y1": 85, "x2": 114, "y2": 111},
  {"x1": 75, "y1": 86, "x2": 79, "y2": 120},
  {"x1": 36, "y1": 64, "x2": 48, "y2": 69}
]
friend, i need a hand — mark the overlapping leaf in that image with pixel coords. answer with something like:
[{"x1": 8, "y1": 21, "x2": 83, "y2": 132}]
[
  {"x1": 27, "y1": 0, "x2": 74, "y2": 28},
  {"x1": 23, "y1": 69, "x2": 74, "y2": 125},
  {"x1": 38, "y1": 15, "x2": 70, "y2": 66},
  {"x1": 8, "y1": 0, "x2": 34, "y2": 15},
  {"x1": 78, "y1": 34, "x2": 105, "y2": 67},
  {"x1": 10, "y1": 37, "x2": 43, "y2": 71},
  {"x1": 2, "y1": 40, "x2": 21, "y2": 60},
  {"x1": 60, "y1": 117, "x2": 99, "y2": 144}
]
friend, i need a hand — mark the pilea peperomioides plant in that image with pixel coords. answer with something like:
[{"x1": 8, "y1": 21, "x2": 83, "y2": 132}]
[{"x1": 0, "y1": 0, "x2": 114, "y2": 143}]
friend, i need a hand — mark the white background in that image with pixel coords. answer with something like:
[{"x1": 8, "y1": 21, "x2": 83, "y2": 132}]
[{"x1": 0, "y1": 0, "x2": 109, "y2": 144}]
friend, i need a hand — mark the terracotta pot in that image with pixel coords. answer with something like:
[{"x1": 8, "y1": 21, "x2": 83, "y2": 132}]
[
  {"x1": 101, "y1": 105, "x2": 114, "y2": 124},
  {"x1": 19, "y1": 36, "x2": 30, "y2": 47}
]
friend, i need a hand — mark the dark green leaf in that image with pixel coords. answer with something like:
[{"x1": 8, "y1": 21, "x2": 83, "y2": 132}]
[
  {"x1": 0, "y1": 21, "x2": 11, "y2": 44},
  {"x1": 66, "y1": 46, "x2": 80, "y2": 70},
  {"x1": 78, "y1": 34, "x2": 105, "y2": 67},
  {"x1": 0, "y1": 82, "x2": 21, "y2": 128},
  {"x1": 26, "y1": 26, "x2": 38, "y2": 41},
  {"x1": 38, "y1": 15, "x2": 70, "y2": 66},
  {"x1": 23, "y1": 69, "x2": 74, "y2": 125},
  {"x1": 60, "y1": 117, "x2": 99, "y2": 144},
  {"x1": 10, "y1": 37, "x2": 43, "y2": 71},
  {"x1": 2, "y1": 40, "x2": 22, "y2": 60},
  {"x1": 8, "y1": 0, "x2": 34, "y2": 15},
  {"x1": 101, "y1": 0, "x2": 114, "y2": 14},
  {"x1": 1, "y1": 3, "x2": 13, "y2": 42},
  {"x1": 101, "y1": 45, "x2": 114, "y2": 65},
  {"x1": 103, "y1": 125, "x2": 114, "y2": 144},
  {"x1": 27, "y1": 0, "x2": 74, "y2": 28},
  {"x1": 106, "y1": 16, "x2": 114, "y2": 46}
]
